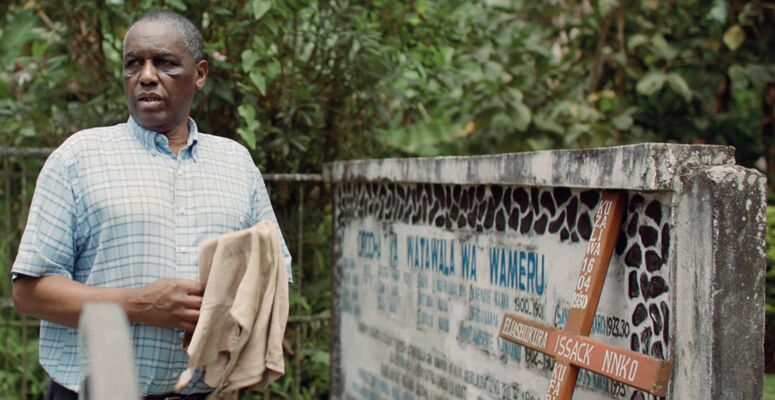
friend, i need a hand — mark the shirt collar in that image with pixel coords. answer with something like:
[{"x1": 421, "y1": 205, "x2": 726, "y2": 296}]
[{"x1": 127, "y1": 116, "x2": 200, "y2": 161}]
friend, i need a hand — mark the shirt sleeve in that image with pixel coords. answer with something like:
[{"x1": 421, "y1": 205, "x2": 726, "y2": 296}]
[
  {"x1": 12, "y1": 152, "x2": 77, "y2": 279},
  {"x1": 249, "y1": 163, "x2": 293, "y2": 283}
]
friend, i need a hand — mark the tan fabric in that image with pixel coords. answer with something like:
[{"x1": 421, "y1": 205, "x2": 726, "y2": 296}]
[{"x1": 175, "y1": 221, "x2": 289, "y2": 398}]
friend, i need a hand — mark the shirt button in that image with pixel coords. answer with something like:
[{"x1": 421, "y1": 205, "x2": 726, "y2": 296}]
[
  {"x1": 179, "y1": 247, "x2": 188, "y2": 253},
  {"x1": 176, "y1": 169, "x2": 184, "y2": 176},
  {"x1": 177, "y1": 207, "x2": 186, "y2": 214}
]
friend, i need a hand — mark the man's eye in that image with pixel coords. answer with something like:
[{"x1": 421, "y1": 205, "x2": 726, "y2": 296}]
[
  {"x1": 157, "y1": 59, "x2": 174, "y2": 66},
  {"x1": 124, "y1": 60, "x2": 141, "y2": 71}
]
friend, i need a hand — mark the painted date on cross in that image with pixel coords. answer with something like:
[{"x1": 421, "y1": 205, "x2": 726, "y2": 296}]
[{"x1": 570, "y1": 293, "x2": 588, "y2": 309}]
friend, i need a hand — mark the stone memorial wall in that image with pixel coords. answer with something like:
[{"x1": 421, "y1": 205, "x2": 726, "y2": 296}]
[{"x1": 330, "y1": 144, "x2": 766, "y2": 400}]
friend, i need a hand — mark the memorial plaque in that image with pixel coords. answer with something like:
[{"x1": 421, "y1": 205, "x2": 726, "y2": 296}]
[
  {"x1": 330, "y1": 144, "x2": 766, "y2": 399},
  {"x1": 496, "y1": 191, "x2": 672, "y2": 399}
]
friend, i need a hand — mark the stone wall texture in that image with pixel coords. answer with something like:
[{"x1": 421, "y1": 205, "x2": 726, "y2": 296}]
[{"x1": 329, "y1": 144, "x2": 765, "y2": 400}]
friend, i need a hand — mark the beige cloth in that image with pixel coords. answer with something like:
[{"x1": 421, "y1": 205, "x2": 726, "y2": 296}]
[{"x1": 175, "y1": 221, "x2": 289, "y2": 398}]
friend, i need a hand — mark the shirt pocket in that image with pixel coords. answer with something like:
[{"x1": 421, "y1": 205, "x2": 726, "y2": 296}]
[
  {"x1": 193, "y1": 191, "x2": 252, "y2": 245},
  {"x1": 197, "y1": 203, "x2": 247, "y2": 232}
]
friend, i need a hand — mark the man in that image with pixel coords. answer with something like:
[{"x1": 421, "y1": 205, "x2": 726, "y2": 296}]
[{"x1": 11, "y1": 11, "x2": 291, "y2": 399}]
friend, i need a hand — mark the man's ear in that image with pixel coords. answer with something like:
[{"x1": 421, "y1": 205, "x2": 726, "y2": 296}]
[{"x1": 195, "y1": 59, "x2": 208, "y2": 90}]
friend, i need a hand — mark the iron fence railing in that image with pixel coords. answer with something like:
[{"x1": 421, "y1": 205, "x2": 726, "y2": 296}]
[{"x1": 0, "y1": 147, "x2": 331, "y2": 399}]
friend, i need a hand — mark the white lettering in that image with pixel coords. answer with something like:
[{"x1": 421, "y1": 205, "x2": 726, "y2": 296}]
[
  {"x1": 503, "y1": 318, "x2": 548, "y2": 349},
  {"x1": 571, "y1": 293, "x2": 588, "y2": 309},
  {"x1": 554, "y1": 335, "x2": 594, "y2": 366},
  {"x1": 629, "y1": 360, "x2": 639, "y2": 382},
  {"x1": 602, "y1": 349, "x2": 640, "y2": 383}
]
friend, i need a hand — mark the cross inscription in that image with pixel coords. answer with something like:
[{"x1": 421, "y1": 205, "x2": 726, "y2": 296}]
[{"x1": 498, "y1": 191, "x2": 673, "y2": 399}]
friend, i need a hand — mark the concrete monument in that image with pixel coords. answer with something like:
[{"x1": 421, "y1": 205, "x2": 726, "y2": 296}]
[{"x1": 330, "y1": 144, "x2": 765, "y2": 399}]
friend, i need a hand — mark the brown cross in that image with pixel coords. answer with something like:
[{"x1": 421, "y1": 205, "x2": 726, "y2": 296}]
[{"x1": 498, "y1": 192, "x2": 672, "y2": 398}]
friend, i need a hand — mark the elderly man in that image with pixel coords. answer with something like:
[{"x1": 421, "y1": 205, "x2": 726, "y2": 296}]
[{"x1": 11, "y1": 11, "x2": 291, "y2": 400}]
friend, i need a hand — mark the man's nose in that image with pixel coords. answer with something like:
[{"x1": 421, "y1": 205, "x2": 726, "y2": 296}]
[{"x1": 139, "y1": 60, "x2": 158, "y2": 85}]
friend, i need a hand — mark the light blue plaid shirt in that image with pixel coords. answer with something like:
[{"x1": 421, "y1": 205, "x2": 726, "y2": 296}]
[{"x1": 12, "y1": 117, "x2": 292, "y2": 395}]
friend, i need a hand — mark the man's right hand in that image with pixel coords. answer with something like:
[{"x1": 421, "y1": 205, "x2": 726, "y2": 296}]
[
  {"x1": 128, "y1": 278, "x2": 204, "y2": 332},
  {"x1": 13, "y1": 275, "x2": 204, "y2": 331}
]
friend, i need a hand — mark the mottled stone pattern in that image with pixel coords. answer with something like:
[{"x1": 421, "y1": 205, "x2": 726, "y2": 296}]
[
  {"x1": 618, "y1": 194, "x2": 671, "y2": 400},
  {"x1": 335, "y1": 182, "x2": 672, "y2": 399},
  {"x1": 331, "y1": 222, "x2": 344, "y2": 397}
]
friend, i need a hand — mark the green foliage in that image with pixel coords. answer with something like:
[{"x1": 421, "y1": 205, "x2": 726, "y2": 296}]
[
  {"x1": 362, "y1": 0, "x2": 775, "y2": 165},
  {"x1": 0, "y1": 312, "x2": 47, "y2": 399},
  {"x1": 766, "y1": 373, "x2": 775, "y2": 400},
  {"x1": 1, "y1": 1, "x2": 773, "y2": 166},
  {"x1": 264, "y1": 182, "x2": 332, "y2": 399}
]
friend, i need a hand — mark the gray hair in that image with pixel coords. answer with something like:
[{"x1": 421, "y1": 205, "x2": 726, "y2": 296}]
[{"x1": 123, "y1": 11, "x2": 205, "y2": 62}]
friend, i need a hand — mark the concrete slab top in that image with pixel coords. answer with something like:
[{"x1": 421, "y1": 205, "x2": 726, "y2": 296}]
[{"x1": 329, "y1": 143, "x2": 735, "y2": 190}]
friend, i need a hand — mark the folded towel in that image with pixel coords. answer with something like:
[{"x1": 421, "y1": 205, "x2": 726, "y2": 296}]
[{"x1": 175, "y1": 220, "x2": 289, "y2": 398}]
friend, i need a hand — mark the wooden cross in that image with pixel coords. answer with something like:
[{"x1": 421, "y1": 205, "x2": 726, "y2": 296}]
[{"x1": 498, "y1": 192, "x2": 673, "y2": 399}]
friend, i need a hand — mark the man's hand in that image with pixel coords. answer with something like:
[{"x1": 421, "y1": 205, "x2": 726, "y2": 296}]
[
  {"x1": 128, "y1": 279, "x2": 204, "y2": 332},
  {"x1": 13, "y1": 275, "x2": 204, "y2": 331}
]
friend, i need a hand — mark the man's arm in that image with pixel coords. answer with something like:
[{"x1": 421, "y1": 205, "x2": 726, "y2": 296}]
[
  {"x1": 12, "y1": 150, "x2": 205, "y2": 331},
  {"x1": 248, "y1": 158, "x2": 293, "y2": 280},
  {"x1": 11, "y1": 150, "x2": 203, "y2": 331},
  {"x1": 13, "y1": 275, "x2": 203, "y2": 331}
]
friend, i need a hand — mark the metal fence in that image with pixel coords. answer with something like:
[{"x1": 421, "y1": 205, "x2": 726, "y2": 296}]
[{"x1": 0, "y1": 147, "x2": 331, "y2": 399}]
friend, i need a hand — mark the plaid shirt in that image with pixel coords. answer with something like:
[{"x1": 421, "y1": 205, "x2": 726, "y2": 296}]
[{"x1": 12, "y1": 117, "x2": 292, "y2": 395}]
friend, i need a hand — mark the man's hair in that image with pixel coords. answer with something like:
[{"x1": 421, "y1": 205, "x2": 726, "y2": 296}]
[{"x1": 123, "y1": 11, "x2": 205, "y2": 62}]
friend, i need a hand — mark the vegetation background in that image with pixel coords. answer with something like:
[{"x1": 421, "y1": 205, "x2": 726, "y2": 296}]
[{"x1": 0, "y1": 0, "x2": 774, "y2": 398}]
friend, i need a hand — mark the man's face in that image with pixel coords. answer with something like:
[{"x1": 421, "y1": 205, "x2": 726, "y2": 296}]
[{"x1": 123, "y1": 21, "x2": 207, "y2": 133}]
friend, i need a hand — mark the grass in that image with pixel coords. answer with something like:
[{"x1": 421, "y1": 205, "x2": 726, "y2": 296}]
[{"x1": 766, "y1": 374, "x2": 775, "y2": 400}]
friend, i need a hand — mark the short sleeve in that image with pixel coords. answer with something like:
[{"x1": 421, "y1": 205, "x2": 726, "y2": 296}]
[
  {"x1": 12, "y1": 152, "x2": 77, "y2": 279},
  {"x1": 248, "y1": 162, "x2": 293, "y2": 283}
]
